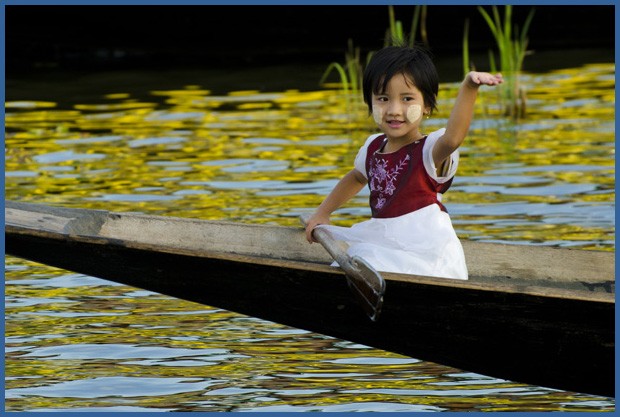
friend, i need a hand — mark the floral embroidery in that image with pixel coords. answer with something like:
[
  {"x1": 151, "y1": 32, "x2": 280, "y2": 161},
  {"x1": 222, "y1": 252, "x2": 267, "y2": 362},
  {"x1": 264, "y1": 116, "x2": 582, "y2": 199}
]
[{"x1": 368, "y1": 154, "x2": 410, "y2": 209}]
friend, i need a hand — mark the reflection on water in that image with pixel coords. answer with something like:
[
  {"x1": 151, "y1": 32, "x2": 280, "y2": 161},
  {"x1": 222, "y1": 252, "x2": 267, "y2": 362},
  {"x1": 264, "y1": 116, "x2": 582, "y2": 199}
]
[
  {"x1": 5, "y1": 64, "x2": 614, "y2": 248},
  {"x1": 5, "y1": 259, "x2": 615, "y2": 412},
  {"x1": 4, "y1": 63, "x2": 615, "y2": 411}
]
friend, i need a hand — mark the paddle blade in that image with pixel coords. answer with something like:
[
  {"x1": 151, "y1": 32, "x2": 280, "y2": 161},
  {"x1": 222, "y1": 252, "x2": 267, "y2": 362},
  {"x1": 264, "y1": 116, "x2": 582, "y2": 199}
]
[{"x1": 345, "y1": 256, "x2": 386, "y2": 322}]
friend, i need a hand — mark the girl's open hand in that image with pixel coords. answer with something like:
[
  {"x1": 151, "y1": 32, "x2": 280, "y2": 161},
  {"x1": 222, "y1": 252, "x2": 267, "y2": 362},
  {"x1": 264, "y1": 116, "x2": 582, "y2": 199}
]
[{"x1": 466, "y1": 71, "x2": 504, "y2": 88}]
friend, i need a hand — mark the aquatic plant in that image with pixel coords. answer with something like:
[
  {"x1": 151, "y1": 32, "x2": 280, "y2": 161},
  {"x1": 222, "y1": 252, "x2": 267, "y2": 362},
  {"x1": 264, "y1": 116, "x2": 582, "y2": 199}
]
[
  {"x1": 462, "y1": 18, "x2": 471, "y2": 80},
  {"x1": 465, "y1": 5, "x2": 535, "y2": 119},
  {"x1": 319, "y1": 38, "x2": 366, "y2": 112},
  {"x1": 320, "y1": 5, "x2": 427, "y2": 117},
  {"x1": 385, "y1": 5, "x2": 427, "y2": 47}
]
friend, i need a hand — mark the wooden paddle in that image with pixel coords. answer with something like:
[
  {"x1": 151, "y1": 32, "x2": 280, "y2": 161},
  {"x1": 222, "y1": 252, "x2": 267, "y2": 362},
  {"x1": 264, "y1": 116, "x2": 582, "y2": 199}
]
[{"x1": 300, "y1": 214, "x2": 386, "y2": 321}]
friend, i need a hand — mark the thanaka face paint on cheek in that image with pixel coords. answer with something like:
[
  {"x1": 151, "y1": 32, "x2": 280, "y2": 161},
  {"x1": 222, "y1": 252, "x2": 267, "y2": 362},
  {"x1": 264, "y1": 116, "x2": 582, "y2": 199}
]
[
  {"x1": 372, "y1": 106, "x2": 383, "y2": 125},
  {"x1": 406, "y1": 104, "x2": 423, "y2": 123}
]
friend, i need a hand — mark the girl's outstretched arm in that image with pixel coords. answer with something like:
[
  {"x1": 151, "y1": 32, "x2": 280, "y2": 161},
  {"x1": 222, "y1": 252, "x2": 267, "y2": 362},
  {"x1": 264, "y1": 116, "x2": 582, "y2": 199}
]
[
  {"x1": 305, "y1": 169, "x2": 367, "y2": 243},
  {"x1": 432, "y1": 71, "x2": 503, "y2": 168}
]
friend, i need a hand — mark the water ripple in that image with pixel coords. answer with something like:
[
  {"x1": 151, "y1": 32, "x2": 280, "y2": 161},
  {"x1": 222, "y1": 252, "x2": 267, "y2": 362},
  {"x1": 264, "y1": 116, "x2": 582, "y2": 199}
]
[{"x1": 7, "y1": 377, "x2": 222, "y2": 399}]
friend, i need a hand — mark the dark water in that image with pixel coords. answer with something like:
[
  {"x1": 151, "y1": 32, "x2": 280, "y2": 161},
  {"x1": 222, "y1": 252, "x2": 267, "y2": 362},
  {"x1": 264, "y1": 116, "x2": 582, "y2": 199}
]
[{"x1": 4, "y1": 61, "x2": 615, "y2": 411}]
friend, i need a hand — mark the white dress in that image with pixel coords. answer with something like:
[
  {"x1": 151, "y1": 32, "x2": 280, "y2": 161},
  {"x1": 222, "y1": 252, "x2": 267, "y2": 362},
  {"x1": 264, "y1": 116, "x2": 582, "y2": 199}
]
[{"x1": 318, "y1": 128, "x2": 468, "y2": 280}]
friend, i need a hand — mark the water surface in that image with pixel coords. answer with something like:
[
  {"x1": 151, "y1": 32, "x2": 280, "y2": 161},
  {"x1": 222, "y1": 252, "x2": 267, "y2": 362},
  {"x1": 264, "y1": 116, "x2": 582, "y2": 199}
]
[{"x1": 4, "y1": 63, "x2": 615, "y2": 411}]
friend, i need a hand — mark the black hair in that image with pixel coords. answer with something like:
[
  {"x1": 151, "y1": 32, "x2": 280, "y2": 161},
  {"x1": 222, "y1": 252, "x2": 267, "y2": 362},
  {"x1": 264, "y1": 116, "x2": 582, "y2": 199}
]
[{"x1": 362, "y1": 45, "x2": 439, "y2": 115}]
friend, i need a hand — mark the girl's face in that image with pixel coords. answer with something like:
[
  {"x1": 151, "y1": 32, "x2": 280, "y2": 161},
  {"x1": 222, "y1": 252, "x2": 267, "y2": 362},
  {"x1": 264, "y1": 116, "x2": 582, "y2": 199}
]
[{"x1": 371, "y1": 73, "x2": 430, "y2": 142}]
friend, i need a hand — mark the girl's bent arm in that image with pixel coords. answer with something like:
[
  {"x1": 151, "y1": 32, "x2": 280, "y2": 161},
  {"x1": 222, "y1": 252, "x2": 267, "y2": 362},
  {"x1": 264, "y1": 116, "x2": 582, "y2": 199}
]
[
  {"x1": 433, "y1": 71, "x2": 503, "y2": 168},
  {"x1": 305, "y1": 169, "x2": 367, "y2": 243}
]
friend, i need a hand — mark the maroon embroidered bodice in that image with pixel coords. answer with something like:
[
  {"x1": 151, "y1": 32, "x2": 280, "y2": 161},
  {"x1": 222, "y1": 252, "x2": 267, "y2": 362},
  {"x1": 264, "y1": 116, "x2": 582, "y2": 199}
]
[{"x1": 365, "y1": 134, "x2": 453, "y2": 218}]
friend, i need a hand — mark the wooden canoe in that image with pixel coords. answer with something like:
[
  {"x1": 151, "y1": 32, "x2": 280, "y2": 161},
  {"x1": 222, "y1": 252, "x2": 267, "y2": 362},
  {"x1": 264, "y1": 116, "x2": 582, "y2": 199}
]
[{"x1": 5, "y1": 200, "x2": 615, "y2": 397}]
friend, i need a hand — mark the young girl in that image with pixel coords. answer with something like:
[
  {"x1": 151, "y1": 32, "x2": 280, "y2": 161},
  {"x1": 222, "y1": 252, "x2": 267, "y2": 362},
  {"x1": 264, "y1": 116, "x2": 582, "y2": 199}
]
[{"x1": 304, "y1": 45, "x2": 503, "y2": 280}]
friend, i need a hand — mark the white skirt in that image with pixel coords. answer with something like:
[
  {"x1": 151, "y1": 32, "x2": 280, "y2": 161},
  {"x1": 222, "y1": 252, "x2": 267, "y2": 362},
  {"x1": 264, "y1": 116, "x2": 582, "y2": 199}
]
[{"x1": 318, "y1": 204, "x2": 468, "y2": 280}]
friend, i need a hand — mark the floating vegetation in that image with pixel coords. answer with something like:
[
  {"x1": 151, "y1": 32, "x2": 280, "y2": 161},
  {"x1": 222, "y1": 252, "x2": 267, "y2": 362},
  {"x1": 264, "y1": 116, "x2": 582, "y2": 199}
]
[{"x1": 4, "y1": 63, "x2": 614, "y2": 249}]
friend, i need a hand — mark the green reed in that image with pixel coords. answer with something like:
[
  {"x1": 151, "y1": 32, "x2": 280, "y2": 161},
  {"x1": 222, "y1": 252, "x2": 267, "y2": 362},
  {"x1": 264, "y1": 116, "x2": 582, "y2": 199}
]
[
  {"x1": 319, "y1": 38, "x2": 365, "y2": 112},
  {"x1": 462, "y1": 18, "x2": 471, "y2": 79},
  {"x1": 465, "y1": 5, "x2": 535, "y2": 119},
  {"x1": 386, "y1": 5, "x2": 427, "y2": 47},
  {"x1": 320, "y1": 6, "x2": 428, "y2": 120}
]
